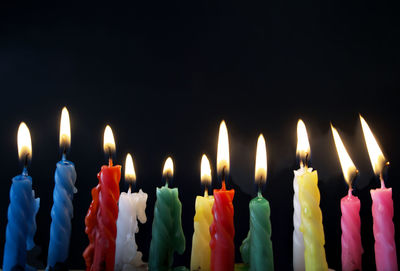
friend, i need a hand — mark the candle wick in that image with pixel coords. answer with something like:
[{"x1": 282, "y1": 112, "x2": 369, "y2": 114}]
[
  {"x1": 204, "y1": 186, "x2": 208, "y2": 197},
  {"x1": 62, "y1": 145, "x2": 67, "y2": 161},
  {"x1": 165, "y1": 176, "x2": 169, "y2": 188},
  {"x1": 107, "y1": 147, "x2": 113, "y2": 166},
  {"x1": 221, "y1": 166, "x2": 227, "y2": 190},
  {"x1": 221, "y1": 180, "x2": 226, "y2": 190},
  {"x1": 257, "y1": 178, "x2": 263, "y2": 197},
  {"x1": 129, "y1": 184, "x2": 132, "y2": 193},
  {"x1": 22, "y1": 166, "x2": 28, "y2": 177},
  {"x1": 347, "y1": 188, "x2": 353, "y2": 198},
  {"x1": 379, "y1": 172, "x2": 386, "y2": 189}
]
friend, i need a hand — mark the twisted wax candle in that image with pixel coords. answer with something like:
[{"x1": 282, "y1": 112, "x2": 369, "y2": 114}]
[
  {"x1": 293, "y1": 167, "x2": 311, "y2": 271},
  {"x1": 190, "y1": 195, "x2": 214, "y2": 271},
  {"x1": 298, "y1": 170, "x2": 328, "y2": 271},
  {"x1": 148, "y1": 185, "x2": 186, "y2": 271},
  {"x1": 240, "y1": 193, "x2": 274, "y2": 271},
  {"x1": 210, "y1": 181, "x2": 235, "y2": 271},
  {"x1": 115, "y1": 188, "x2": 148, "y2": 271},
  {"x1": 83, "y1": 162, "x2": 121, "y2": 271},
  {"x1": 371, "y1": 184, "x2": 398, "y2": 271},
  {"x1": 3, "y1": 173, "x2": 40, "y2": 271},
  {"x1": 47, "y1": 159, "x2": 77, "y2": 269},
  {"x1": 340, "y1": 189, "x2": 362, "y2": 271}
]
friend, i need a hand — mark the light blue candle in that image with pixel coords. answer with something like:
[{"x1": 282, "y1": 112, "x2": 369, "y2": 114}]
[
  {"x1": 47, "y1": 107, "x2": 77, "y2": 269},
  {"x1": 47, "y1": 158, "x2": 77, "y2": 268},
  {"x1": 3, "y1": 122, "x2": 40, "y2": 271}
]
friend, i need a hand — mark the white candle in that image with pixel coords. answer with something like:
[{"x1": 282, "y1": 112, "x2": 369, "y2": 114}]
[{"x1": 115, "y1": 154, "x2": 148, "y2": 271}]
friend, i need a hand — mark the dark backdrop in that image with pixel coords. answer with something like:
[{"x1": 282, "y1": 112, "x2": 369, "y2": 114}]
[{"x1": 0, "y1": 3, "x2": 399, "y2": 270}]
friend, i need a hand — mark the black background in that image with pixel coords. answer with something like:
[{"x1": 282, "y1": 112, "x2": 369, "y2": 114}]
[{"x1": 0, "y1": 3, "x2": 399, "y2": 270}]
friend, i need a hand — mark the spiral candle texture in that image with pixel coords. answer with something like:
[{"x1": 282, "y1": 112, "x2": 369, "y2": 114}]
[
  {"x1": 240, "y1": 196, "x2": 273, "y2": 271},
  {"x1": 149, "y1": 186, "x2": 185, "y2": 271},
  {"x1": 371, "y1": 187, "x2": 398, "y2": 271},
  {"x1": 3, "y1": 174, "x2": 40, "y2": 271},
  {"x1": 298, "y1": 170, "x2": 328, "y2": 271},
  {"x1": 47, "y1": 160, "x2": 77, "y2": 268},
  {"x1": 83, "y1": 164, "x2": 121, "y2": 271},
  {"x1": 191, "y1": 195, "x2": 214, "y2": 271},
  {"x1": 115, "y1": 189, "x2": 148, "y2": 271},
  {"x1": 210, "y1": 184, "x2": 235, "y2": 271}
]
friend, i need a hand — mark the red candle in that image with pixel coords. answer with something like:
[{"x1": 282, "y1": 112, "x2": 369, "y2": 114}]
[
  {"x1": 83, "y1": 125, "x2": 121, "y2": 271},
  {"x1": 210, "y1": 181, "x2": 235, "y2": 271},
  {"x1": 210, "y1": 121, "x2": 235, "y2": 271}
]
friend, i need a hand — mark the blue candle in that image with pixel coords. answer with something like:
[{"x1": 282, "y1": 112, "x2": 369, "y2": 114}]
[
  {"x1": 3, "y1": 122, "x2": 40, "y2": 271},
  {"x1": 47, "y1": 107, "x2": 77, "y2": 269}
]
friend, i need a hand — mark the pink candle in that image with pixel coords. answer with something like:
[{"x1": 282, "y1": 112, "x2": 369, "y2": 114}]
[
  {"x1": 360, "y1": 115, "x2": 398, "y2": 271},
  {"x1": 341, "y1": 189, "x2": 363, "y2": 271},
  {"x1": 371, "y1": 181, "x2": 397, "y2": 271},
  {"x1": 331, "y1": 125, "x2": 364, "y2": 271}
]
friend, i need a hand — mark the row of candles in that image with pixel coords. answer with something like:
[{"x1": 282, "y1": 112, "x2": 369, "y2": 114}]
[{"x1": 1, "y1": 108, "x2": 397, "y2": 271}]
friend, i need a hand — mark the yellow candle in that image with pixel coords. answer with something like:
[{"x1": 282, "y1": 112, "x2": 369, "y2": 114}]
[
  {"x1": 191, "y1": 155, "x2": 214, "y2": 271},
  {"x1": 297, "y1": 120, "x2": 328, "y2": 271}
]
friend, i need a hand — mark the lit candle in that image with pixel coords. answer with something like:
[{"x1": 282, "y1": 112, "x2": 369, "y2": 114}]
[
  {"x1": 191, "y1": 154, "x2": 214, "y2": 271},
  {"x1": 210, "y1": 121, "x2": 235, "y2": 271},
  {"x1": 2, "y1": 122, "x2": 40, "y2": 271},
  {"x1": 331, "y1": 125, "x2": 363, "y2": 271},
  {"x1": 296, "y1": 120, "x2": 328, "y2": 271},
  {"x1": 240, "y1": 134, "x2": 274, "y2": 271},
  {"x1": 47, "y1": 107, "x2": 78, "y2": 269},
  {"x1": 360, "y1": 115, "x2": 398, "y2": 271},
  {"x1": 293, "y1": 120, "x2": 309, "y2": 271},
  {"x1": 83, "y1": 125, "x2": 121, "y2": 271},
  {"x1": 148, "y1": 157, "x2": 186, "y2": 270},
  {"x1": 115, "y1": 153, "x2": 148, "y2": 271}
]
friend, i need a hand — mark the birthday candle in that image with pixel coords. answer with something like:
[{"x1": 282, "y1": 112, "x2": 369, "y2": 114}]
[
  {"x1": 191, "y1": 154, "x2": 214, "y2": 271},
  {"x1": 83, "y1": 125, "x2": 121, "y2": 271},
  {"x1": 293, "y1": 120, "x2": 309, "y2": 271},
  {"x1": 3, "y1": 123, "x2": 40, "y2": 271},
  {"x1": 47, "y1": 107, "x2": 77, "y2": 269},
  {"x1": 115, "y1": 154, "x2": 148, "y2": 271},
  {"x1": 240, "y1": 134, "x2": 274, "y2": 271},
  {"x1": 331, "y1": 125, "x2": 363, "y2": 271},
  {"x1": 360, "y1": 115, "x2": 397, "y2": 271},
  {"x1": 296, "y1": 120, "x2": 328, "y2": 271},
  {"x1": 210, "y1": 121, "x2": 235, "y2": 271},
  {"x1": 148, "y1": 157, "x2": 186, "y2": 270}
]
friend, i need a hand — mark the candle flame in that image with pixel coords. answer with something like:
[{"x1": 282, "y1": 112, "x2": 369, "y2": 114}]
[
  {"x1": 125, "y1": 153, "x2": 136, "y2": 183},
  {"x1": 103, "y1": 125, "x2": 116, "y2": 155},
  {"x1": 59, "y1": 107, "x2": 71, "y2": 151},
  {"x1": 217, "y1": 120, "x2": 230, "y2": 176},
  {"x1": 163, "y1": 157, "x2": 174, "y2": 178},
  {"x1": 255, "y1": 134, "x2": 267, "y2": 184},
  {"x1": 201, "y1": 154, "x2": 212, "y2": 185},
  {"x1": 296, "y1": 119, "x2": 310, "y2": 166},
  {"x1": 360, "y1": 115, "x2": 387, "y2": 176},
  {"x1": 331, "y1": 125, "x2": 357, "y2": 186},
  {"x1": 17, "y1": 122, "x2": 32, "y2": 162}
]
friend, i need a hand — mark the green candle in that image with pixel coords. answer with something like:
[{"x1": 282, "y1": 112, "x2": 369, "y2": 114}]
[
  {"x1": 240, "y1": 134, "x2": 274, "y2": 271},
  {"x1": 241, "y1": 194, "x2": 274, "y2": 271},
  {"x1": 149, "y1": 157, "x2": 186, "y2": 271}
]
